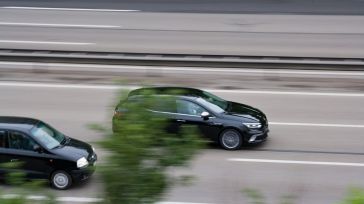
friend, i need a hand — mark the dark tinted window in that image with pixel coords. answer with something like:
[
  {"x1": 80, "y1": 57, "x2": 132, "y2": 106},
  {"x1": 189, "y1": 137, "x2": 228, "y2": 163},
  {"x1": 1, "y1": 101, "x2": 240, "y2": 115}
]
[
  {"x1": 124, "y1": 95, "x2": 177, "y2": 113},
  {"x1": 8, "y1": 131, "x2": 36, "y2": 151},
  {"x1": 150, "y1": 97, "x2": 177, "y2": 113},
  {"x1": 0, "y1": 130, "x2": 6, "y2": 148},
  {"x1": 176, "y1": 100, "x2": 206, "y2": 116}
]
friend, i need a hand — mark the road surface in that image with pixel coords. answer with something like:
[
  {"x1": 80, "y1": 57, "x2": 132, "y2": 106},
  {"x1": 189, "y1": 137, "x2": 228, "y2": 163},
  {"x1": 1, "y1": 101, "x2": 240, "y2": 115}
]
[
  {"x1": 1, "y1": 0, "x2": 364, "y2": 14},
  {"x1": 0, "y1": 66, "x2": 363, "y2": 203},
  {"x1": 1, "y1": 6, "x2": 364, "y2": 58}
]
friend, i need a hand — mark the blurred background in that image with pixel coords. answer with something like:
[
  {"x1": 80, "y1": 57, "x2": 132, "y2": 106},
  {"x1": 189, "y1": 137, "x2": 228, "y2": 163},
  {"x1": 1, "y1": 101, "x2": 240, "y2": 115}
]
[{"x1": 0, "y1": 0, "x2": 364, "y2": 203}]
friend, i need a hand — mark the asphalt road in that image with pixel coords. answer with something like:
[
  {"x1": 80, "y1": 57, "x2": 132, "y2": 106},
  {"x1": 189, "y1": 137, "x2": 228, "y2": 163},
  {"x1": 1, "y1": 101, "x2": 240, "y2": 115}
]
[
  {"x1": 1, "y1": 0, "x2": 364, "y2": 14},
  {"x1": 0, "y1": 72, "x2": 364, "y2": 203},
  {"x1": 1, "y1": 7, "x2": 364, "y2": 58}
]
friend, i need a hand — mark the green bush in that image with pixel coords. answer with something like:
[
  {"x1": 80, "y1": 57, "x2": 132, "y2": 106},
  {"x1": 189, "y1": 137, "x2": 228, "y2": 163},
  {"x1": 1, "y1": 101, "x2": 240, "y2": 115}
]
[
  {"x1": 96, "y1": 89, "x2": 204, "y2": 204},
  {"x1": 341, "y1": 188, "x2": 364, "y2": 204},
  {"x1": 0, "y1": 162, "x2": 56, "y2": 204}
]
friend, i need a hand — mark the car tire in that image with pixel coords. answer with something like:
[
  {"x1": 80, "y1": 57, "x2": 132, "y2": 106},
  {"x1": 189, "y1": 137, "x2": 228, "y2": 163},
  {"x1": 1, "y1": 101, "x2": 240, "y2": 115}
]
[
  {"x1": 219, "y1": 129, "x2": 243, "y2": 150},
  {"x1": 51, "y1": 170, "x2": 72, "y2": 190}
]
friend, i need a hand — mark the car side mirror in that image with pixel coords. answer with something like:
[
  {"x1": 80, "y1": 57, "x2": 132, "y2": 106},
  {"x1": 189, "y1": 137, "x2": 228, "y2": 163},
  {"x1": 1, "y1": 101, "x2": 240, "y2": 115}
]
[{"x1": 201, "y1": 111, "x2": 211, "y2": 120}]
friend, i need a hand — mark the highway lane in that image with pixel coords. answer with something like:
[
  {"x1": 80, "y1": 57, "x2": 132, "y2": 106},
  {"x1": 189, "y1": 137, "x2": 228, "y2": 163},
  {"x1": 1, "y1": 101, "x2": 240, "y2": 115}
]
[
  {"x1": 1, "y1": 61, "x2": 364, "y2": 95},
  {"x1": 1, "y1": 8, "x2": 364, "y2": 58},
  {"x1": 0, "y1": 81, "x2": 364, "y2": 203},
  {"x1": 1, "y1": 0, "x2": 364, "y2": 14}
]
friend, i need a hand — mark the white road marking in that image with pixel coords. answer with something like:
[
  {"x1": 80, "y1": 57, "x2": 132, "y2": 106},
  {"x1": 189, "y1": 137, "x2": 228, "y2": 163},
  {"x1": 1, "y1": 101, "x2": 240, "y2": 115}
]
[
  {"x1": 228, "y1": 158, "x2": 364, "y2": 167},
  {"x1": 209, "y1": 89, "x2": 364, "y2": 97},
  {"x1": 0, "y1": 22, "x2": 121, "y2": 28},
  {"x1": 157, "y1": 202, "x2": 213, "y2": 204},
  {"x1": 0, "y1": 61, "x2": 363, "y2": 77},
  {"x1": 0, "y1": 81, "x2": 364, "y2": 97},
  {"x1": 270, "y1": 122, "x2": 364, "y2": 128},
  {"x1": 1, "y1": 195, "x2": 207, "y2": 204},
  {"x1": 0, "y1": 81, "x2": 121, "y2": 89},
  {"x1": 0, "y1": 40, "x2": 93, "y2": 45},
  {"x1": 1, "y1": 6, "x2": 140, "y2": 12},
  {"x1": 1, "y1": 194, "x2": 102, "y2": 203}
]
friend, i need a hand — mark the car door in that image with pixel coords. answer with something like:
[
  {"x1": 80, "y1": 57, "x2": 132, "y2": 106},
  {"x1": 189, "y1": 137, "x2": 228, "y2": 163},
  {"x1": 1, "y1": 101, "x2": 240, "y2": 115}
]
[
  {"x1": 148, "y1": 96, "x2": 181, "y2": 133},
  {"x1": 175, "y1": 99, "x2": 221, "y2": 141},
  {"x1": 6, "y1": 130, "x2": 54, "y2": 179}
]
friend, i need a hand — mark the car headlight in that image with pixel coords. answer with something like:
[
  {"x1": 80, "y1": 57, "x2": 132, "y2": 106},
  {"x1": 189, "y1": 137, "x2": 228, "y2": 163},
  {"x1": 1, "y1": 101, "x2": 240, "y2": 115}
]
[
  {"x1": 77, "y1": 157, "x2": 89, "y2": 168},
  {"x1": 243, "y1": 122, "x2": 262, "y2": 129}
]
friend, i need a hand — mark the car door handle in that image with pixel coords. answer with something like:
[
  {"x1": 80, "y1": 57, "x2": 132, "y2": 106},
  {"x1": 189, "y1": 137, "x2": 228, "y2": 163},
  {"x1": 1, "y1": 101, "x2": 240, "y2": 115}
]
[
  {"x1": 176, "y1": 119, "x2": 186, "y2": 123},
  {"x1": 10, "y1": 159, "x2": 19, "y2": 162}
]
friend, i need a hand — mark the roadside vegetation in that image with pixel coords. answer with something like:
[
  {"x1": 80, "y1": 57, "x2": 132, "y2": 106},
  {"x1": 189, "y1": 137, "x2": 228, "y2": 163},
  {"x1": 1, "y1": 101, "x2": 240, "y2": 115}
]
[
  {"x1": 0, "y1": 162, "x2": 56, "y2": 204},
  {"x1": 94, "y1": 88, "x2": 204, "y2": 204}
]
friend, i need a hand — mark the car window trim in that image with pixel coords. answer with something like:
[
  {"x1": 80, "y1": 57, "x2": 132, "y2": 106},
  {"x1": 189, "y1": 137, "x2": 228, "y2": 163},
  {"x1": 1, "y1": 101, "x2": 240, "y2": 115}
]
[
  {"x1": 149, "y1": 109, "x2": 216, "y2": 118},
  {"x1": 177, "y1": 99, "x2": 217, "y2": 117}
]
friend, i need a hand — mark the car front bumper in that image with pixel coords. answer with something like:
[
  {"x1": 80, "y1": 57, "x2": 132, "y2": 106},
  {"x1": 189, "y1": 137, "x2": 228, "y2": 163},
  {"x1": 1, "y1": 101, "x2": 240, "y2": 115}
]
[
  {"x1": 71, "y1": 152, "x2": 97, "y2": 182},
  {"x1": 70, "y1": 165, "x2": 96, "y2": 182},
  {"x1": 246, "y1": 128, "x2": 269, "y2": 144}
]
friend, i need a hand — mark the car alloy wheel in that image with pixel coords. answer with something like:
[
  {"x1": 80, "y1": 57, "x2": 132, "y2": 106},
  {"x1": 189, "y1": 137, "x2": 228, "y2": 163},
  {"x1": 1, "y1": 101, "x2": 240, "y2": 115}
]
[
  {"x1": 220, "y1": 129, "x2": 242, "y2": 150},
  {"x1": 51, "y1": 170, "x2": 72, "y2": 190}
]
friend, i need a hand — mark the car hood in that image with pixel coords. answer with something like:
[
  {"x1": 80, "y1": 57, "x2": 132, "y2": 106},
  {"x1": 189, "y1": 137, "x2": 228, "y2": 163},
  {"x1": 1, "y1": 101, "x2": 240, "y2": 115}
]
[
  {"x1": 50, "y1": 137, "x2": 93, "y2": 161},
  {"x1": 225, "y1": 101, "x2": 267, "y2": 123}
]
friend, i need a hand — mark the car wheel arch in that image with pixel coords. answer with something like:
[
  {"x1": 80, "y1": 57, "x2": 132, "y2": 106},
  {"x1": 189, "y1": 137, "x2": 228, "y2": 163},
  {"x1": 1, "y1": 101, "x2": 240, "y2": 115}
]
[{"x1": 218, "y1": 127, "x2": 246, "y2": 140}]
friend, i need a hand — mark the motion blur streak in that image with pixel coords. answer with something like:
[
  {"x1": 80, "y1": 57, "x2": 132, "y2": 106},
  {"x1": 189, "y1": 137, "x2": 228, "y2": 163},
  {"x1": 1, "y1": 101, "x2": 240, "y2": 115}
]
[
  {"x1": 1, "y1": 6, "x2": 140, "y2": 12},
  {"x1": 1, "y1": 194, "x2": 102, "y2": 203},
  {"x1": 1, "y1": 6, "x2": 364, "y2": 57},
  {"x1": 228, "y1": 158, "x2": 364, "y2": 167},
  {"x1": 1, "y1": 81, "x2": 364, "y2": 97},
  {"x1": 0, "y1": 22, "x2": 121, "y2": 28},
  {"x1": 2, "y1": 62, "x2": 364, "y2": 77},
  {"x1": 0, "y1": 40, "x2": 93, "y2": 45},
  {"x1": 157, "y1": 202, "x2": 213, "y2": 204},
  {"x1": 269, "y1": 122, "x2": 364, "y2": 128}
]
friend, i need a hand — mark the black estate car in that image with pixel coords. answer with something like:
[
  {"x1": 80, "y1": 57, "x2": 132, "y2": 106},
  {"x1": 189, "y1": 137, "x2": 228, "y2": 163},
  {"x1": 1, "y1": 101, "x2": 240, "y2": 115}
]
[
  {"x1": 113, "y1": 87, "x2": 269, "y2": 150},
  {"x1": 0, "y1": 117, "x2": 97, "y2": 189}
]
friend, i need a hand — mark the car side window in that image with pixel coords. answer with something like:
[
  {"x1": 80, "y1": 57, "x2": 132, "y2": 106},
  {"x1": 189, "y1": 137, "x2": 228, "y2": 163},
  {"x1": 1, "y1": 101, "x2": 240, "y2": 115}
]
[
  {"x1": 8, "y1": 131, "x2": 37, "y2": 151},
  {"x1": 177, "y1": 100, "x2": 206, "y2": 116},
  {"x1": 0, "y1": 130, "x2": 7, "y2": 148},
  {"x1": 150, "y1": 97, "x2": 177, "y2": 113}
]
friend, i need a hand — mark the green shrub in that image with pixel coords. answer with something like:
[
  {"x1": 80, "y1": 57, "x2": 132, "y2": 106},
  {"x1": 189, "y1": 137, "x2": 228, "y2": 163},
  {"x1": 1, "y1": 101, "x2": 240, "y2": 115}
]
[{"x1": 96, "y1": 89, "x2": 204, "y2": 204}]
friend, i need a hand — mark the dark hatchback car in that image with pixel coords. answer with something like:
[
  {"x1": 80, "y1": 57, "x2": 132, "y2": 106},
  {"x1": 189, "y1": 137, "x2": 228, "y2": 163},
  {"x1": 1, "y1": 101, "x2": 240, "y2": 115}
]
[
  {"x1": 114, "y1": 87, "x2": 269, "y2": 150},
  {"x1": 0, "y1": 117, "x2": 97, "y2": 189}
]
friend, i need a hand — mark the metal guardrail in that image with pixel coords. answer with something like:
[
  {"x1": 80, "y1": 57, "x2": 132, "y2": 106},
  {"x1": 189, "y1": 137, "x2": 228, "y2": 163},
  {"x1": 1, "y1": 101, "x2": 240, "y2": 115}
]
[{"x1": 0, "y1": 49, "x2": 364, "y2": 70}]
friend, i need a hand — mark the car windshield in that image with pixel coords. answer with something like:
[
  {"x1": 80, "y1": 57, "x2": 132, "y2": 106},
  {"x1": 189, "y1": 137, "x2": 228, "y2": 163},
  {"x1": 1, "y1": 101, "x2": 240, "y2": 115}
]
[
  {"x1": 30, "y1": 122, "x2": 65, "y2": 149},
  {"x1": 201, "y1": 91, "x2": 228, "y2": 110},
  {"x1": 196, "y1": 98, "x2": 225, "y2": 114}
]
